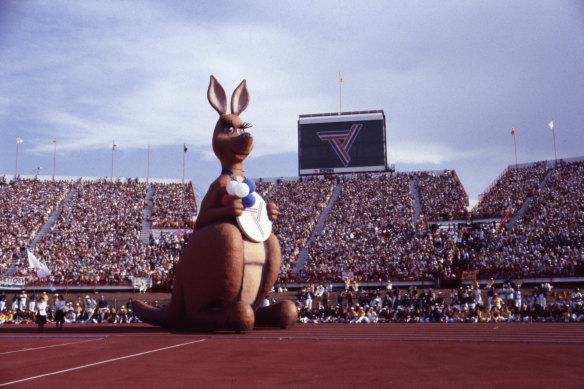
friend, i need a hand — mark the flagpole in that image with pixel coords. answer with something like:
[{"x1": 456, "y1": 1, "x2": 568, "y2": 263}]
[
  {"x1": 551, "y1": 120, "x2": 558, "y2": 168},
  {"x1": 52, "y1": 139, "x2": 56, "y2": 182},
  {"x1": 513, "y1": 128, "x2": 518, "y2": 171},
  {"x1": 339, "y1": 72, "x2": 343, "y2": 113},
  {"x1": 111, "y1": 141, "x2": 116, "y2": 183},
  {"x1": 15, "y1": 138, "x2": 19, "y2": 179},
  {"x1": 182, "y1": 145, "x2": 186, "y2": 185},
  {"x1": 147, "y1": 142, "x2": 150, "y2": 185}
]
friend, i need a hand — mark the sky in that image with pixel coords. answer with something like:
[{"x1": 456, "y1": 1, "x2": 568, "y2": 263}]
[{"x1": 1, "y1": 1, "x2": 583, "y2": 205}]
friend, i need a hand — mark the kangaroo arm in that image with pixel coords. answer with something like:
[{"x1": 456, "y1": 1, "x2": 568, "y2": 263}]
[
  {"x1": 194, "y1": 179, "x2": 243, "y2": 229},
  {"x1": 195, "y1": 206, "x2": 238, "y2": 229}
]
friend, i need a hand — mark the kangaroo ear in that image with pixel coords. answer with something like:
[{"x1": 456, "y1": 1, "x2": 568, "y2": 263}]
[
  {"x1": 231, "y1": 79, "x2": 250, "y2": 115},
  {"x1": 208, "y1": 75, "x2": 227, "y2": 115}
]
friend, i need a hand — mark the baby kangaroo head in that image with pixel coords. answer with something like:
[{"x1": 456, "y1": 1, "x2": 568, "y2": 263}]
[{"x1": 208, "y1": 75, "x2": 254, "y2": 169}]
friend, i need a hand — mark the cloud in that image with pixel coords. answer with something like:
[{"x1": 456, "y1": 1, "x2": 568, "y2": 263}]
[
  {"x1": 1, "y1": 0, "x2": 583, "y2": 202},
  {"x1": 389, "y1": 140, "x2": 481, "y2": 165}
]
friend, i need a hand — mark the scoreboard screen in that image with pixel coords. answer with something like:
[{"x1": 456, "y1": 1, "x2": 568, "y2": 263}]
[{"x1": 298, "y1": 110, "x2": 387, "y2": 175}]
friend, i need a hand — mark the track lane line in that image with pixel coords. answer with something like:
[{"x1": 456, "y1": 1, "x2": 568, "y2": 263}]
[
  {"x1": 0, "y1": 338, "x2": 206, "y2": 387},
  {"x1": 0, "y1": 338, "x2": 105, "y2": 355}
]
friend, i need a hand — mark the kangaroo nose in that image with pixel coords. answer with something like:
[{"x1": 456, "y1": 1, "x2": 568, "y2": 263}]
[{"x1": 244, "y1": 132, "x2": 253, "y2": 139}]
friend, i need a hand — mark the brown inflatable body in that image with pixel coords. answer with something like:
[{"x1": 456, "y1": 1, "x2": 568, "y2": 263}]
[{"x1": 132, "y1": 76, "x2": 298, "y2": 332}]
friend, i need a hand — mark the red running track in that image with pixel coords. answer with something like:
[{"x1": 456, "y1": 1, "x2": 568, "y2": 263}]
[{"x1": 1, "y1": 323, "x2": 583, "y2": 388}]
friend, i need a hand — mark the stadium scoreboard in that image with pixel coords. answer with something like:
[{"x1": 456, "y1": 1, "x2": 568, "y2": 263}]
[{"x1": 298, "y1": 110, "x2": 387, "y2": 175}]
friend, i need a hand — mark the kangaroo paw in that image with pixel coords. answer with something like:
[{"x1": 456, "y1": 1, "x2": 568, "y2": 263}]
[{"x1": 191, "y1": 301, "x2": 254, "y2": 333}]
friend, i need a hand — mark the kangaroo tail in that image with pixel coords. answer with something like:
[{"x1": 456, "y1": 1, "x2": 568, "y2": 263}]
[{"x1": 132, "y1": 283, "x2": 184, "y2": 328}]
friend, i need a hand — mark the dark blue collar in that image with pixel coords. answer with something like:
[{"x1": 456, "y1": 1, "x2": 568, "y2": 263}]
[{"x1": 221, "y1": 168, "x2": 243, "y2": 181}]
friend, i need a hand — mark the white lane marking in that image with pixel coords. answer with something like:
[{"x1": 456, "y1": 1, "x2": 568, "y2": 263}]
[
  {"x1": 0, "y1": 338, "x2": 104, "y2": 355},
  {"x1": 0, "y1": 338, "x2": 206, "y2": 387}
]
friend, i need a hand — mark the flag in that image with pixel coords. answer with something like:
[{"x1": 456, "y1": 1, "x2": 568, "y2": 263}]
[
  {"x1": 112, "y1": 142, "x2": 117, "y2": 150},
  {"x1": 53, "y1": 139, "x2": 56, "y2": 144},
  {"x1": 511, "y1": 128, "x2": 515, "y2": 136},
  {"x1": 548, "y1": 120, "x2": 554, "y2": 130},
  {"x1": 184, "y1": 144, "x2": 188, "y2": 153},
  {"x1": 16, "y1": 137, "x2": 23, "y2": 144},
  {"x1": 27, "y1": 250, "x2": 51, "y2": 279}
]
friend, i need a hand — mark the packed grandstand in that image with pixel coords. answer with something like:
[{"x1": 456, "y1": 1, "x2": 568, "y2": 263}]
[
  {"x1": 1, "y1": 157, "x2": 583, "y2": 288},
  {"x1": 1, "y1": 156, "x2": 583, "y2": 323}
]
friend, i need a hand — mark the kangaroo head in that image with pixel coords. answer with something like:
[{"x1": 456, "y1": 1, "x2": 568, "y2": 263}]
[{"x1": 207, "y1": 75, "x2": 253, "y2": 173}]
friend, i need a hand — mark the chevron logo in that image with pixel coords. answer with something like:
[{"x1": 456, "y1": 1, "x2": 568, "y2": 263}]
[{"x1": 317, "y1": 124, "x2": 362, "y2": 167}]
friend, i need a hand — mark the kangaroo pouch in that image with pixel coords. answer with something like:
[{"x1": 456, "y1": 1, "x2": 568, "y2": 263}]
[{"x1": 240, "y1": 238, "x2": 267, "y2": 304}]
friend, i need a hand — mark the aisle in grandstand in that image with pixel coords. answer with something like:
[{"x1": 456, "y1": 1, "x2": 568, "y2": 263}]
[{"x1": 0, "y1": 156, "x2": 583, "y2": 291}]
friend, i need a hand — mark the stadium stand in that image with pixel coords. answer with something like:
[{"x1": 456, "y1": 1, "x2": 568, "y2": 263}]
[
  {"x1": 301, "y1": 173, "x2": 417, "y2": 283},
  {"x1": 267, "y1": 177, "x2": 335, "y2": 277},
  {"x1": 416, "y1": 170, "x2": 469, "y2": 221},
  {"x1": 1, "y1": 158, "x2": 583, "y2": 294},
  {"x1": 0, "y1": 178, "x2": 74, "y2": 274},
  {"x1": 472, "y1": 161, "x2": 548, "y2": 219},
  {"x1": 1, "y1": 158, "x2": 584, "y2": 325},
  {"x1": 150, "y1": 182, "x2": 197, "y2": 229}
]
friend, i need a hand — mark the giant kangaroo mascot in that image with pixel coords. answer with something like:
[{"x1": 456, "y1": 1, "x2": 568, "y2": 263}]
[{"x1": 133, "y1": 76, "x2": 297, "y2": 332}]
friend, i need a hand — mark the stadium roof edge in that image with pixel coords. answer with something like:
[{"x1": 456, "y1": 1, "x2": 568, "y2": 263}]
[
  {"x1": 1, "y1": 174, "x2": 190, "y2": 184},
  {"x1": 298, "y1": 110, "x2": 384, "y2": 118}
]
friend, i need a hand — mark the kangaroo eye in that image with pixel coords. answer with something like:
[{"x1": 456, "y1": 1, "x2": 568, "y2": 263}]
[
  {"x1": 237, "y1": 128, "x2": 245, "y2": 135},
  {"x1": 224, "y1": 126, "x2": 234, "y2": 134}
]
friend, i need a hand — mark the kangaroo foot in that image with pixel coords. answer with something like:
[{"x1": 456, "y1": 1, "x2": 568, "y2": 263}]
[{"x1": 254, "y1": 300, "x2": 298, "y2": 329}]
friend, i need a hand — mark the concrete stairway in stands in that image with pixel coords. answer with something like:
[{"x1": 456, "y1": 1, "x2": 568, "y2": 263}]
[
  {"x1": 30, "y1": 190, "x2": 77, "y2": 248},
  {"x1": 505, "y1": 168, "x2": 553, "y2": 230},
  {"x1": 410, "y1": 175, "x2": 422, "y2": 229},
  {"x1": 292, "y1": 181, "x2": 342, "y2": 273},
  {"x1": 140, "y1": 185, "x2": 154, "y2": 244}
]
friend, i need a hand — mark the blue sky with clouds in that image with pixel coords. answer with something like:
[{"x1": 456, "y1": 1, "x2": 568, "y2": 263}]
[{"x1": 1, "y1": 1, "x2": 583, "y2": 204}]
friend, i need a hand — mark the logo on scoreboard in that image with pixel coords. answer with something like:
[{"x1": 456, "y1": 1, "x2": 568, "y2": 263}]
[{"x1": 316, "y1": 124, "x2": 362, "y2": 167}]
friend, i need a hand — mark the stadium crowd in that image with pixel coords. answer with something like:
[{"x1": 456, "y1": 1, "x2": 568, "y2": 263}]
[
  {"x1": 31, "y1": 180, "x2": 148, "y2": 282},
  {"x1": 471, "y1": 162, "x2": 548, "y2": 219},
  {"x1": 416, "y1": 170, "x2": 468, "y2": 221},
  {"x1": 475, "y1": 161, "x2": 584, "y2": 277},
  {"x1": 150, "y1": 182, "x2": 197, "y2": 229},
  {"x1": 268, "y1": 177, "x2": 335, "y2": 277},
  {"x1": 254, "y1": 180, "x2": 274, "y2": 199},
  {"x1": 0, "y1": 160, "x2": 582, "y2": 293},
  {"x1": 302, "y1": 173, "x2": 421, "y2": 282},
  {"x1": 0, "y1": 178, "x2": 74, "y2": 273},
  {"x1": 2, "y1": 178, "x2": 194, "y2": 287}
]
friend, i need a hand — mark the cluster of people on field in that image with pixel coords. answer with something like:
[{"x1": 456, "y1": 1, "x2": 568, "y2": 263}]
[
  {"x1": 150, "y1": 182, "x2": 197, "y2": 229},
  {"x1": 416, "y1": 170, "x2": 468, "y2": 221},
  {"x1": 0, "y1": 290, "x2": 141, "y2": 327},
  {"x1": 472, "y1": 162, "x2": 548, "y2": 219},
  {"x1": 295, "y1": 281, "x2": 584, "y2": 324}
]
